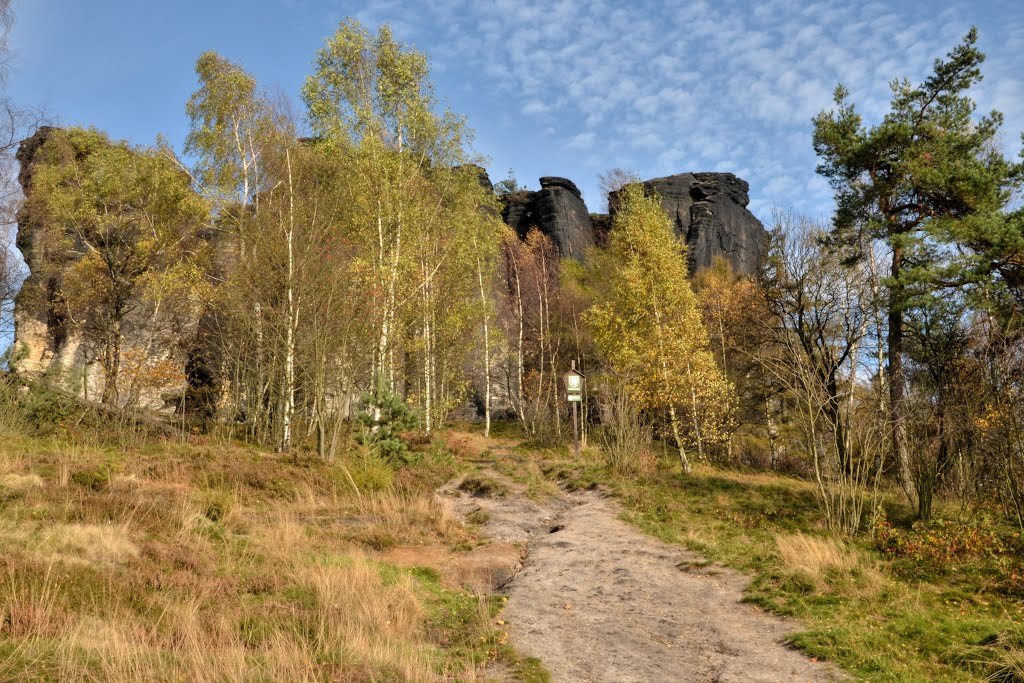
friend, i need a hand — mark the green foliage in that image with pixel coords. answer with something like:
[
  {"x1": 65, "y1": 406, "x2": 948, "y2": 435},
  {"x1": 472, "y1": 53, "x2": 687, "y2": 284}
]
[
  {"x1": 15, "y1": 378, "x2": 89, "y2": 434},
  {"x1": 493, "y1": 168, "x2": 526, "y2": 195},
  {"x1": 812, "y1": 28, "x2": 1024, "y2": 518},
  {"x1": 356, "y1": 378, "x2": 421, "y2": 463},
  {"x1": 0, "y1": 341, "x2": 27, "y2": 373},
  {"x1": 26, "y1": 127, "x2": 211, "y2": 406},
  {"x1": 70, "y1": 466, "x2": 110, "y2": 492},
  {"x1": 185, "y1": 50, "x2": 281, "y2": 206},
  {"x1": 297, "y1": 18, "x2": 500, "y2": 437},
  {"x1": 813, "y1": 27, "x2": 1021, "y2": 278},
  {"x1": 302, "y1": 19, "x2": 443, "y2": 155},
  {"x1": 342, "y1": 449, "x2": 395, "y2": 492}
]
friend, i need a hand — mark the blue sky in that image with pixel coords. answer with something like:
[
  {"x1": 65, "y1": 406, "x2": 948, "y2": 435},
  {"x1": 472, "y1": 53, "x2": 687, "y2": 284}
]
[{"x1": 6, "y1": 0, "x2": 1024, "y2": 224}]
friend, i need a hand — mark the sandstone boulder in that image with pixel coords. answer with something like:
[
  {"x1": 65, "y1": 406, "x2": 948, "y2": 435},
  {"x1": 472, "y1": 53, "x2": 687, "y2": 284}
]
[
  {"x1": 500, "y1": 176, "x2": 595, "y2": 260},
  {"x1": 610, "y1": 172, "x2": 768, "y2": 275}
]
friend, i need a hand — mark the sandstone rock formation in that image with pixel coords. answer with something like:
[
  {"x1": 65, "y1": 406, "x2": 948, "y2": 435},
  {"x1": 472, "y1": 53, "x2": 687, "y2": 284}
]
[
  {"x1": 609, "y1": 172, "x2": 768, "y2": 275},
  {"x1": 501, "y1": 176, "x2": 595, "y2": 260},
  {"x1": 498, "y1": 171, "x2": 766, "y2": 274},
  {"x1": 12, "y1": 127, "x2": 207, "y2": 410},
  {"x1": 12, "y1": 127, "x2": 97, "y2": 396}
]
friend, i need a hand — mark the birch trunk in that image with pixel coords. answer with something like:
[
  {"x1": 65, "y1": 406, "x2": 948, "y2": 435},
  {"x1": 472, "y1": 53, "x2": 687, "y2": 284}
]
[
  {"x1": 281, "y1": 149, "x2": 297, "y2": 452},
  {"x1": 476, "y1": 255, "x2": 492, "y2": 437}
]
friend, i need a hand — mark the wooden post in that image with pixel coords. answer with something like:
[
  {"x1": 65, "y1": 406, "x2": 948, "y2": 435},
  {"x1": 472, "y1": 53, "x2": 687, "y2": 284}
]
[
  {"x1": 564, "y1": 362, "x2": 584, "y2": 459},
  {"x1": 571, "y1": 360, "x2": 579, "y2": 459}
]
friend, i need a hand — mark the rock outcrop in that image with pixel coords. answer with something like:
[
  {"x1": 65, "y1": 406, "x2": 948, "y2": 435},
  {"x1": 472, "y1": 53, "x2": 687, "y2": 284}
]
[
  {"x1": 498, "y1": 171, "x2": 766, "y2": 274},
  {"x1": 610, "y1": 172, "x2": 768, "y2": 275},
  {"x1": 13, "y1": 127, "x2": 91, "y2": 394},
  {"x1": 501, "y1": 176, "x2": 595, "y2": 260},
  {"x1": 12, "y1": 127, "x2": 211, "y2": 411}
]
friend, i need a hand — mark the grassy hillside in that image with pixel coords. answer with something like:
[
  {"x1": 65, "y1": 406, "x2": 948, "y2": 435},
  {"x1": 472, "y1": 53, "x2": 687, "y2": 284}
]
[
  {"x1": 3, "y1": 380, "x2": 1024, "y2": 682},
  {"x1": 0, "y1": 391, "x2": 549, "y2": 681}
]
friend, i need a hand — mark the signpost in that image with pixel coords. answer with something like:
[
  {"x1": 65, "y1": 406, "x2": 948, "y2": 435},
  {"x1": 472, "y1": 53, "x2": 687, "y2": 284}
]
[{"x1": 564, "y1": 361, "x2": 584, "y2": 459}]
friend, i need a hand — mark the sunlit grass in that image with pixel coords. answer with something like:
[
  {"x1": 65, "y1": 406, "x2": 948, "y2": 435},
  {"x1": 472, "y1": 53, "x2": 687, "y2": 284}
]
[{"x1": 0, "y1": 426, "x2": 533, "y2": 681}]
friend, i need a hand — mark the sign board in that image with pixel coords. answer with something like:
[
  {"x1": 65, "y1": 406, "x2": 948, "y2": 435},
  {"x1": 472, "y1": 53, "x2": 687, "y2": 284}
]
[
  {"x1": 563, "y1": 370, "x2": 584, "y2": 394},
  {"x1": 564, "y1": 364, "x2": 584, "y2": 458}
]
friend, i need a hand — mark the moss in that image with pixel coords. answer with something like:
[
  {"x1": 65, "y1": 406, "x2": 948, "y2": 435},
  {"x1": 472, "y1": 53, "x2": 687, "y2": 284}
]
[{"x1": 458, "y1": 473, "x2": 508, "y2": 498}]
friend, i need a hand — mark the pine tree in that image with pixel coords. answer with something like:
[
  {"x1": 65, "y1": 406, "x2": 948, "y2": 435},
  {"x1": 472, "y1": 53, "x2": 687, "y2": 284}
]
[{"x1": 812, "y1": 27, "x2": 1022, "y2": 505}]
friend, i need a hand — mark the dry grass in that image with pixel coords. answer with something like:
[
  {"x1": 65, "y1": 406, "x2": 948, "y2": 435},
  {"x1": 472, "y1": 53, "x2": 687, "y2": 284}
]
[
  {"x1": 776, "y1": 532, "x2": 859, "y2": 576},
  {"x1": 348, "y1": 489, "x2": 470, "y2": 549},
  {"x1": 11, "y1": 556, "x2": 440, "y2": 683},
  {"x1": 300, "y1": 557, "x2": 435, "y2": 680},
  {"x1": 37, "y1": 523, "x2": 140, "y2": 566},
  {"x1": 775, "y1": 531, "x2": 885, "y2": 593},
  {"x1": 519, "y1": 461, "x2": 561, "y2": 500},
  {"x1": 0, "y1": 428, "x2": 500, "y2": 682},
  {"x1": 0, "y1": 472, "x2": 44, "y2": 491}
]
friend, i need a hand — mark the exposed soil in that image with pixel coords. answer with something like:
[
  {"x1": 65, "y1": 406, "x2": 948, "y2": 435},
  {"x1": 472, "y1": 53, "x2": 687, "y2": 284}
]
[{"x1": 438, "y1": 463, "x2": 844, "y2": 682}]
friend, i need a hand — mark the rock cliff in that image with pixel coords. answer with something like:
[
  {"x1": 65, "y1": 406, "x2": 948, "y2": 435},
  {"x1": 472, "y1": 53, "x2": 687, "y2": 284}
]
[
  {"x1": 608, "y1": 172, "x2": 768, "y2": 275},
  {"x1": 12, "y1": 127, "x2": 91, "y2": 394},
  {"x1": 12, "y1": 127, "x2": 209, "y2": 410},
  {"x1": 501, "y1": 176, "x2": 595, "y2": 260},
  {"x1": 498, "y1": 171, "x2": 767, "y2": 275}
]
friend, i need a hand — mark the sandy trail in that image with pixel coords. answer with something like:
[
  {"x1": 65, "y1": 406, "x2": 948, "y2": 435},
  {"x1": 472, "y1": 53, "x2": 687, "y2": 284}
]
[{"x1": 440, "y1": 465, "x2": 842, "y2": 682}]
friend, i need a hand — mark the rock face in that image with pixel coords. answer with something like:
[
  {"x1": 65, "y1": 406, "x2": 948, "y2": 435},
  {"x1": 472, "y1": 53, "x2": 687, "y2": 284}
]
[
  {"x1": 501, "y1": 177, "x2": 595, "y2": 260},
  {"x1": 12, "y1": 127, "x2": 209, "y2": 411},
  {"x1": 499, "y1": 171, "x2": 767, "y2": 274},
  {"x1": 12, "y1": 127, "x2": 97, "y2": 396},
  {"x1": 611, "y1": 172, "x2": 768, "y2": 275}
]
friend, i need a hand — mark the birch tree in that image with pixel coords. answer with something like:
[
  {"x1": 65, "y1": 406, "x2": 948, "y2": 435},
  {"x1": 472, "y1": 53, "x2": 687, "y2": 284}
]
[
  {"x1": 585, "y1": 184, "x2": 735, "y2": 472},
  {"x1": 302, "y1": 19, "x2": 498, "y2": 429},
  {"x1": 303, "y1": 20, "x2": 448, "y2": 387},
  {"x1": 185, "y1": 50, "x2": 279, "y2": 214}
]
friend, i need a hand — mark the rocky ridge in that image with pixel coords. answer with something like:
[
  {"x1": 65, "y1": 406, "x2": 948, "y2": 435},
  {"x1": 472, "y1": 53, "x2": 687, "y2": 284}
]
[{"x1": 498, "y1": 170, "x2": 768, "y2": 275}]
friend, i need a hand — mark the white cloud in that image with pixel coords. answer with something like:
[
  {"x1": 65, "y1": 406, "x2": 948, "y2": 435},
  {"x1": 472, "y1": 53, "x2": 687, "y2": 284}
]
[
  {"x1": 566, "y1": 132, "x2": 596, "y2": 150},
  {"x1": 351, "y1": 0, "x2": 1024, "y2": 220},
  {"x1": 521, "y1": 100, "x2": 552, "y2": 116}
]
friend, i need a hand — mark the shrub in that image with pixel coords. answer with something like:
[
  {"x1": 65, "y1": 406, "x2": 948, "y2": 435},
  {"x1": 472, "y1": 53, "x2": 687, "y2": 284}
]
[
  {"x1": 458, "y1": 473, "x2": 507, "y2": 498},
  {"x1": 873, "y1": 508, "x2": 1010, "y2": 565},
  {"x1": 355, "y1": 379, "x2": 421, "y2": 464},
  {"x1": 70, "y1": 467, "x2": 110, "y2": 492}
]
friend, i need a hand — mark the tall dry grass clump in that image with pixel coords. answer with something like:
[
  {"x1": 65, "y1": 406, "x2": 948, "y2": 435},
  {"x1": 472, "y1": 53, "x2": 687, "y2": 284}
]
[
  {"x1": 301, "y1": 556, "x2": 434, "y2": 680},
  {"x1": 596, "y1": 375, "x2": 656, "y2": 475},
  {"x1": 775, "y1": 531, "x2": 884, "y2": 593},
  {"x1": 37, "y1": 523, "x2": 139, "y2": 566}
]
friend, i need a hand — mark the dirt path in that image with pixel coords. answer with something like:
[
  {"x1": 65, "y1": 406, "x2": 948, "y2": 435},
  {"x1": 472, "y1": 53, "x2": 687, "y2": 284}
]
[{"x1": 439, "y1": 465, "x2": 843, "y2": 682}]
